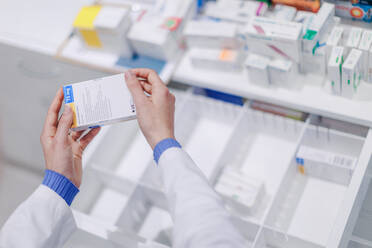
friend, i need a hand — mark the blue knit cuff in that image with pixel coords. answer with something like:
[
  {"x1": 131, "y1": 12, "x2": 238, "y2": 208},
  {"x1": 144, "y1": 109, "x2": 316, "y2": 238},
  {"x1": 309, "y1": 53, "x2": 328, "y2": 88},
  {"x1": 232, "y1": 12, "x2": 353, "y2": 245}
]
[
  {"x1": 42, "y1": 170, "x2": 79, "y2": 206},
  {"x1": 153, "y1": 138, "x2": 182, "y2": 164}
]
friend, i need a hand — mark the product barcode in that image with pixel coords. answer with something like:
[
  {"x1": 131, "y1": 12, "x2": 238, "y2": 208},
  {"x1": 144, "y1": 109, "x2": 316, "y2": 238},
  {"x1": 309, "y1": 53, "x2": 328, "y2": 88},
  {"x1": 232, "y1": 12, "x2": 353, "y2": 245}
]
[{"x1": 333, "y1": 156, "x2": 354, "y2": 168}]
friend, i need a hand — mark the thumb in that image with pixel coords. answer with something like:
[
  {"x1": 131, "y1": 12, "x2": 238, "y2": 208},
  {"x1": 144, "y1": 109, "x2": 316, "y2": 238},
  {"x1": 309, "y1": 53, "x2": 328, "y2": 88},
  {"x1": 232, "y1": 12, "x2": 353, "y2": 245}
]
[
  {"x1": 125, "y1": 71, "x2": 148, "y2": 107},
  {"x1": 56, "y1": 105, "x2": 73, "y2": 140}
]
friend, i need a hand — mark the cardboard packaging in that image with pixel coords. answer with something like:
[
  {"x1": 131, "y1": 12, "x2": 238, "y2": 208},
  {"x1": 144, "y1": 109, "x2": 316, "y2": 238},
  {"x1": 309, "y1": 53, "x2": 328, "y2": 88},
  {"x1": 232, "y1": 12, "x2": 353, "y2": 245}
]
[
  {"x1": 215, "y1": 168, "x2": 265, "y2": 215},
  {"x1": 190, "y1": 48, "x2": 246, "y2": 72},
  {"x1": 268, "y1": 58, "x2": 296, "y2": 87},
  {"x1": 346, "y1": 27, "x2": 363, "y2": 54},
  {"x1": 63, "y1": 74, "x2": 136, "y2": 131},
  {"x1": 73, "y1": 5, "x2": 133, "y2": 58},
  {"x1": 245, "y1": 54, "x2": 271, "y2": 86},
  {"x1": 326, "y1": 26, "x2": 344, "y2": 62},
  {"x1": 296, "y1": 145, "x2": 357, "y2": 185},
  {"x1": 358, "y1": 30, "x2": 372, "y2": 81},
  {"x1": 272, "y1": 4, "x2": 297, "y2": 21},
  {"x1": 327, "y1": 0, "x2": 372, "y2": 23},
  {"x1": 272, "y1": 0, "x2": 321, "y2": 12},
  {"x1": 294, "y1": 11, "x2": 316, "y2": 36},
  {"x1": 204, "y1": 0, "x2": 267, "y2": 23},
  {"x1": 183, "y1": 21, "x2": 241, "y2": 49},
  {"x1": 369, "y1": 45, "x2": 372, "y2": 83},
  {"x1": 327, "y1": 46, "x2": 345, "y2": 95},
  {"x1": 244, "y1": 17, "x2": 303, "y2": 63},
  {"x1": 302, "y1": 3, "x2": 335, "y2": 54},
  {"x1": 342, "y1": 49, "x2": 363, "y2": 99}
]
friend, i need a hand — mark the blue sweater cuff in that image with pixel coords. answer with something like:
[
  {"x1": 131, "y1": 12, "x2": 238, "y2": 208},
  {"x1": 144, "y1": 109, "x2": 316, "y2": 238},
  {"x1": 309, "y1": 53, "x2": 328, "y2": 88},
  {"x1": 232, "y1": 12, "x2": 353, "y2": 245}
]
[
  {"x1": 42, "y1": 170, "x2": 79, "y2": 206},
  {"x1": 153, "y1": 138, "x2": 182, "y2": 164}
]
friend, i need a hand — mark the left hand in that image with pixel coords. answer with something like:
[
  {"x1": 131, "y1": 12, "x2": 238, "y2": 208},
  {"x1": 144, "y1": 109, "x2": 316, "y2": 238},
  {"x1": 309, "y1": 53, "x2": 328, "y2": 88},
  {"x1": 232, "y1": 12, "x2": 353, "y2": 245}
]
[{"x1": 40, "y1": 88, "x2": 100, "y2": 188}]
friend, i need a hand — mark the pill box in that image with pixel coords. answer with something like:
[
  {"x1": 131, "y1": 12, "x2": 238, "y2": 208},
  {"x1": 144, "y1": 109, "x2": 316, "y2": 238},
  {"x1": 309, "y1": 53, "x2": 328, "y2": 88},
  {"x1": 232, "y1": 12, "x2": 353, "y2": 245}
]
[
  {"x1": 63, "y1": 74, "x2": 136, "y2": 131},
  {"x1": 296, "y1": 145, "x2": 357, "y2": 185},
  {"x1": 268, "y1": 58, "x2": 296, "y2": 87},
  {"x1": 326, "y1": 26, "x2": 344, "y2": 62},
  {"x1": 245, "y1": 54, "x2": 271, "y2": 86},
  {"x1": 346, "y1": 27, "x2": 363, "y2": 53},
  {"x1": 358, "y1": 30, "x2": 372, "y2": 81},
  {"x1": 327, "y1": 46, "x2": 345, "y2": 96},
  {"x1": 342, "y1": 49, "x2": 363, "y2": 99}
]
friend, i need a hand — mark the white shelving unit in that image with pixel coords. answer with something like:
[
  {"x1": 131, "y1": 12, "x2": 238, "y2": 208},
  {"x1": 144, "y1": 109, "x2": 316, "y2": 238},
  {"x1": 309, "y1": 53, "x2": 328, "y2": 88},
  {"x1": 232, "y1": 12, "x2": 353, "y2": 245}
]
[{"x1": 71, "y1": 88, "x2": 372, "y2": 248}]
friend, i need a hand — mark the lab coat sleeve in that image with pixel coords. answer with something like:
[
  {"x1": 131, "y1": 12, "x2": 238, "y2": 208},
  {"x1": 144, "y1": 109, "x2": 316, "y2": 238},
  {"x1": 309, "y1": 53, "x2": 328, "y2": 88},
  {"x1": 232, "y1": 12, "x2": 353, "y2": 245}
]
[
  {"x1": 159, "y1": 147, "x2": 247, "y2": 248},
  {"x1": 0, "y1": 185, "x2": 76, "y2": 248}
]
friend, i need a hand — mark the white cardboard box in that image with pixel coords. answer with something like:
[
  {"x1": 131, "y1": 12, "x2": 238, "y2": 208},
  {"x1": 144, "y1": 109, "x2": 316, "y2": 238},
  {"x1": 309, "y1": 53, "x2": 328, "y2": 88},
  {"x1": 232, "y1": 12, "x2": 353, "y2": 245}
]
[
  {"x1": 358, "y1": 30, "x2": 372, "y2": 81},
  {"x1": 190, "y1": 47, "x2": 245, "y2": 72},
  {"x1": 63, "y1": 74, "x2": 136, "y2": 131},
  {"x1": 272, "y1": 4, "x2": 297, "y2": 21},
  {"x1": 346, "y1": 27, "x2": 363, "y2": 53},
  {"x1": 245, "y1": 53, "x2": 271, "y2": 86},
  {"x1": 74, "y1": 6, "x2": 133, "y2": 58},
  {"x1": 342, "y1": 49, "x2": 363, "y2": 99},
  {"x1": 294, "y1": 11, "x2": 315, "y2": 36},
  {"x1": 327, "y1": 46, "x2": 345, "y2": 96},
  {"x1": 244, "y1": 17, "x2": 303, "y2": 63},
  {"x1": 296, "y1": 145, "x2": 357, "y2": 185},
  {"x1": 369, "y1": 45, "x2": 372, "y2": 83},
  {"x1": 326, "y1": 26, "x2": 344, "y2": 62},
  {"x1": 183, "y1": 21, "x2": 240, "y2": 49},
  {"x1": 268, "y1": 58, "x2": 295, "y2": 87}
]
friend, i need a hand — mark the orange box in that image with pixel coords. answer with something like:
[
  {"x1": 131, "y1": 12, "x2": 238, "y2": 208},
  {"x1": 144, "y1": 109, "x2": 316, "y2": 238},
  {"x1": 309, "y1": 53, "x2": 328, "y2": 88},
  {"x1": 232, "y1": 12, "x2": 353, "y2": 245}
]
[{"x1": 272, "y1": 0, "x2": 320, "y2": 12}]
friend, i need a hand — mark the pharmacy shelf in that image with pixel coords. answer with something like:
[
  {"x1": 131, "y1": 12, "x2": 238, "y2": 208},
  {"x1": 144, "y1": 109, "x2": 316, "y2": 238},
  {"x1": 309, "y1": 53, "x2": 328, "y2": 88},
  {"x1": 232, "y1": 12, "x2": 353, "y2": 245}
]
[
  {"x1": 72, "y1": 90, "x2": 372, "y2": 248},
  {"x1": 56, "y1": 36, "x2": 180, "y2": 83},
  {"x1": 172, "y1": 50, "x2": 372, "y2": 128}
]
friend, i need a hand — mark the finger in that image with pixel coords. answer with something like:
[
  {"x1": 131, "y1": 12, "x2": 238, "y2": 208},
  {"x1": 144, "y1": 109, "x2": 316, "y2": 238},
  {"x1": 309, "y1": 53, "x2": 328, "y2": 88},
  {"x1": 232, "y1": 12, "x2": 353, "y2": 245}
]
[
  {"x1": 56, "y1": 105, "x2": 73, "y2": 140},
  {"x1": 80, "y1": 127, "x2": 101, "y2": 151},
  {"x1": 70, "y1": 130, "x2": 85, "y2": 141},
  {"x1": 42, "y1": 88, "x2": 64, "y2": 138},
  {"x1": 124, "y1": 71, "x2": 148, "y2": 106},
  {"x1": 140, "y1": 80, "x2": 152, "y2": 95},
  {"x1": 129, "y1": 68, "x2": 164, "y2": 86}
]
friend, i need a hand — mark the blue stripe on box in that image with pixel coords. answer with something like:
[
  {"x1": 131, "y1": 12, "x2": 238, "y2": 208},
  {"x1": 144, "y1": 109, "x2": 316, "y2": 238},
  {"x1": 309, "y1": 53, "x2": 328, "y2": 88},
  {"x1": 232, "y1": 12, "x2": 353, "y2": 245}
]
[
  {"x1": 115, "y1": 54, "x2": 166, "y2": 74},
  {"x1": 63, "y1": 85, "x2": 74, "y2": 104}
]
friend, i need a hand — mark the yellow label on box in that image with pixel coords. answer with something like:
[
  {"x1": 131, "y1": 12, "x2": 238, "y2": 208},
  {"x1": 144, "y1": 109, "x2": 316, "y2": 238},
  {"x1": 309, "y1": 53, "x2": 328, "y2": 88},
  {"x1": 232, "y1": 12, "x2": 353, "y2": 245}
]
[
  {"x1": 79, "y1": 29, "x2": 102, "y2": 48},
  {"x1": 73, "y1": 5, "x2": 102, "y2": 29},
  {"x1": 67, "y1": 103, "x2": 78, "y2": 128}
]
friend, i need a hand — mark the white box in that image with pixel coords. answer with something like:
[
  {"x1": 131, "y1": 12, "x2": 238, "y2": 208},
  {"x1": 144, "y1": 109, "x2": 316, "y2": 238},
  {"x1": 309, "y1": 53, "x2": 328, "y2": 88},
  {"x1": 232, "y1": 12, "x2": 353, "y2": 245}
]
[
  {"x1": 190, "y1": 48, "x2": 246, "y2": 72},
  {"x1": 272, "y1": 4, "x2": 297, "y2": 21},
  {"x1": 346, "y1": 27, "x2": 363, "y2": 53},
  {"x1": 183, "y1": 21, "x2": 240, "y2": 49},
  {"x1": 215, "y1": 168, "x2": 265, "y2": 215},
  {"x1": 244, "y1": 17, "x2": 303, "y2": 63},
  {"x1": 128, "y1": 18, "x2": 178, "y2": 61},
  {"x1": 268, "y1": 58, "x2": 296, "y2": 87},
  {"x1": 342, "y1": 49, "x2": 363, "y2": 99},
  {"x1": 327, "y1": 46, "x2": 345, "y2": 96},
  {"x1": 74, "y1": 6, "x2": 133, "y2": 58},
  {"x1": 205, "y1": 1, "x2": 267, "y2": 23},
  {"x1": 358, "y1": 30, "x2": 372, "y2": 81},
  {"x1": 63, "y1": 74, "x2": 136, "y2": 131},
  {"x1": 326, "y1": 26, "x2": 344, "y2": 62},
  {"x1": 302, "y1": 3, "x2": 335, "y2": 54},
  {"x1": 245, "y1": 53, "x2": 270, "y2": 86},
  {"x1": 294, "y1": 11, "x2": 315, "y2": 36},
  {"x1": 296, "y1": 145, "x2": 357, "y2": 185}
]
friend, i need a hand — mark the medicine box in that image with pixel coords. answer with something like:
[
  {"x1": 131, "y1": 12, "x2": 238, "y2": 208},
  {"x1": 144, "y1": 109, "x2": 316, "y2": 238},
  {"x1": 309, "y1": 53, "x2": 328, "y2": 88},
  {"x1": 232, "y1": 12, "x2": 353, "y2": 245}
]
[
  {"x1": 63, "y1": 73, "x2": 136, "y2": 131},
  {"x1": 342, "y1": 49, "x2": 363, "y2": 99},
  {"x1": 346, "y1": 28, "x2": 363, "y2": 53},
  {"x1": 128, "y1": 18, "x2": 179, "y2": 61},
  {"x1": 183, "y1": 21, "x2": 240, "y2": 49},
  {"x1": 245, "y1": 53, "x2": 271, "y2": 86},
  {"x1": 296, "y1": 145, "x2": 357, "y2": 185},
  {"x1": 190, "y1": 48, "x2": 246, "y2": 72},
  {"x1": 369, "y1": 45, "x2": 372, "y2": 83},
  {"x1": 268, "y1": 58, "x2": 296, "y2": 87},
  {"x1": 326, "y1": 26, "x2": 344, "y2": 62},
  {"x1": 358, "y1": 30, "x2": 372, "y2": 81},
  {"x1": 302, "y1": 3, "x2": 335, "y2": 54},
  {"x1": 244, "y1": 17, "x2": 303, "y2": 63},
  {"x1": 73, "y1": 5, "x2": 133, "y2": 58},
  {"x1": 294, "y1": 11, "x2": 316, "y2": 36},
  {"x1": 215, "y1": 168, "x2": 265, "y2": 215},
  {"x1": 272, "y1": 4, "x2": 297, "y2": 21},
  {"x1": 327, "y1": 46, "x2": 345, "y2": 96}
]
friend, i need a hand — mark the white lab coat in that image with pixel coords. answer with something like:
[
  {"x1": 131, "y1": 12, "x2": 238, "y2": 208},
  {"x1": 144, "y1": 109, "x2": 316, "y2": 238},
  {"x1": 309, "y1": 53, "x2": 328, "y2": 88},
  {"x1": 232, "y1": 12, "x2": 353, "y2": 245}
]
[{"x1": 0, "y1": 148, "x2": 246, "y2": 248}]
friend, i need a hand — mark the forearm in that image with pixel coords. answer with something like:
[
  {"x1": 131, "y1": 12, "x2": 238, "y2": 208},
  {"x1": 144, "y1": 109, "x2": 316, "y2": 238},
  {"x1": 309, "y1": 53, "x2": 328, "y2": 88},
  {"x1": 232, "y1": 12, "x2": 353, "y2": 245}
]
[
  {"x1": 0, "y1": 171, "x2": 78, "y2": 248},
  {"x1": 156, "y1": 141, "x2": 246, "y2": 248}
]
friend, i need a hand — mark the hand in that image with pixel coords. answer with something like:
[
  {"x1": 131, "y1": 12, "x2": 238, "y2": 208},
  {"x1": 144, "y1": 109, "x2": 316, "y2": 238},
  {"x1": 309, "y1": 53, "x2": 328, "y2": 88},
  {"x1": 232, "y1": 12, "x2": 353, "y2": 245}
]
[
  {"x1": 125, "y1": 69, "x2": 176, "y2": 150},
  {"x1": 40, "y1": 88, "x2": 100, "y2": 188}
]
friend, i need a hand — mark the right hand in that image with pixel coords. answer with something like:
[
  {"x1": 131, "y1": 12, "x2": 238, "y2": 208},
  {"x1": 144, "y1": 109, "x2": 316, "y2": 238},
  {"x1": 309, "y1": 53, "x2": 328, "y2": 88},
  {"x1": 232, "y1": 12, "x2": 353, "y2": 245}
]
[{"x1": 125, "y1": 69, "x2": 176, "y2": 150}]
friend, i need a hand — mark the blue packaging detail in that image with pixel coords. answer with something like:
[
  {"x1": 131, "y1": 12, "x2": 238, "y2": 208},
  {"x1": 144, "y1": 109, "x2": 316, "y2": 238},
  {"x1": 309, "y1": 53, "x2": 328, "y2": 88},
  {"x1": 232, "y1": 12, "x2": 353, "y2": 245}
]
[
  {"x1": 116, "y1": 54, "x2": 166, "y2": 74},
  {"x1": 63, "y1": 85, "x2": 74, "y2": 104},
  {"x1": 296, "y1": 157, "x2": 305, "y2": 165},
  {"x1": 205, "y1": 89, "x2": 244, "y2": 106}
]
